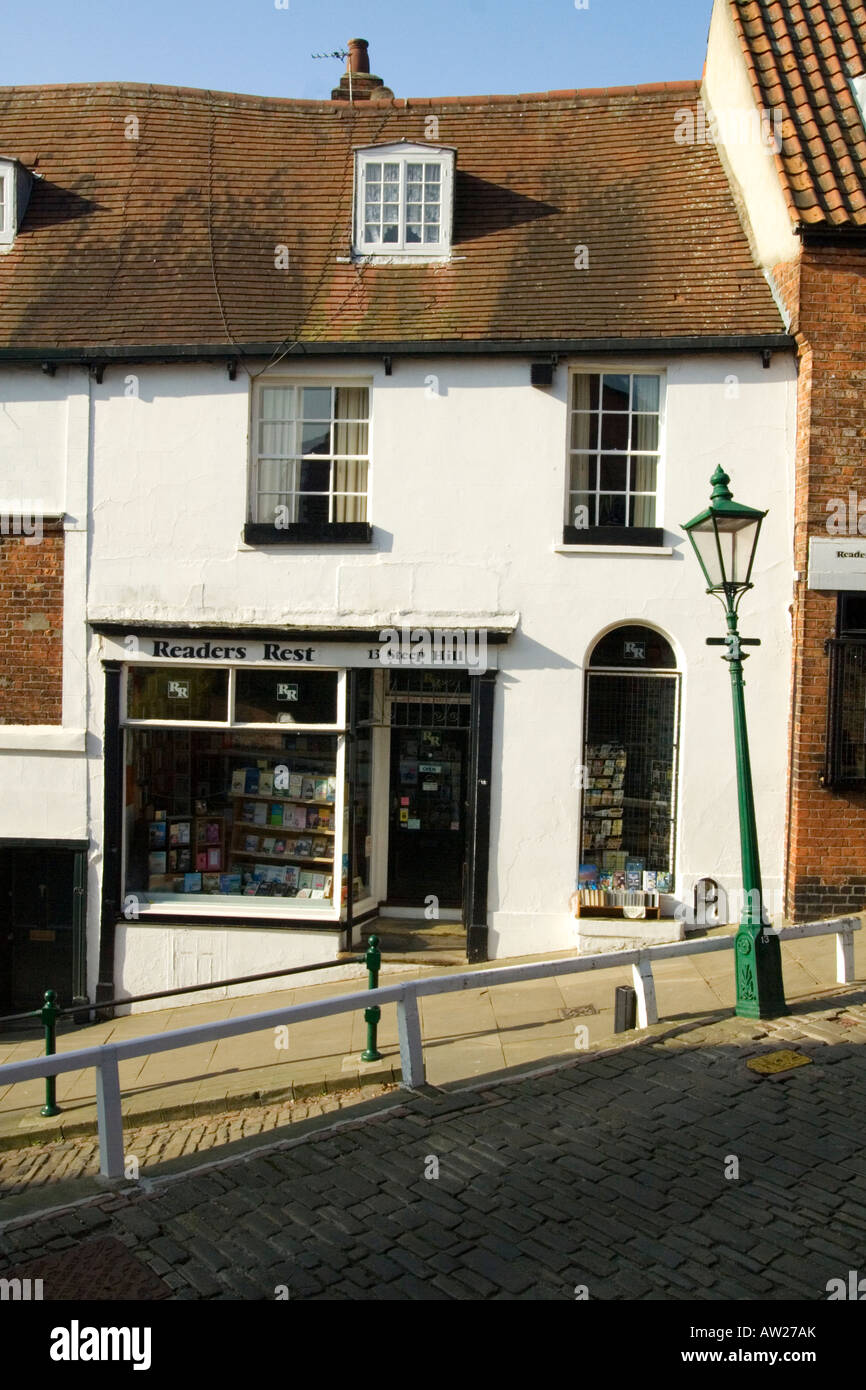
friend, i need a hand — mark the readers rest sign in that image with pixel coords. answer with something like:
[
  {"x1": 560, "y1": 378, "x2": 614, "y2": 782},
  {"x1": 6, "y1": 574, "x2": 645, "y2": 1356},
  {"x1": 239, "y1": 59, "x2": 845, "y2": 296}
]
[{"x1": 109, "y1": 628, "x2": 494, "y2": 670}]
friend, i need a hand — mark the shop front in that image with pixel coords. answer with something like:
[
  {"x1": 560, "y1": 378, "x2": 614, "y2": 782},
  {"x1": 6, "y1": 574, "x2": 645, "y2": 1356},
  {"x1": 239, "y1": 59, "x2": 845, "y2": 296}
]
[{"x1": 93, "y1": 628, "x2": 502, "y2": 1001}]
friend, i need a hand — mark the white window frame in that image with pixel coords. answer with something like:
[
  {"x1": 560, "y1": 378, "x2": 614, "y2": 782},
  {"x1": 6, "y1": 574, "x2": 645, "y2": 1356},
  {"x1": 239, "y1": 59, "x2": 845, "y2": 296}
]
[
  {"x1": 566, "y1": 368, "x2": 666, "y2": 532},
  {"x1": 353, "y1": 143, "x2": 456, "y2": 260},
  {"x1": 249, "y1": 377, "x2": 372, "y2": 527},
  {"x1": 0, "y1": 164, "x2": 12, "y2": 246}
]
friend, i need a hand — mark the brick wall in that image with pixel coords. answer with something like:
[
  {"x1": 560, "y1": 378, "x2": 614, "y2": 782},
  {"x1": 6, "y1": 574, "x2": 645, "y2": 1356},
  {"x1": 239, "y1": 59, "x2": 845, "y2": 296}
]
[
  {"x1": 0, "y1": 524, "x2": 64, "y2": 724},
  {"x1": 782, "y1": 245, "x2": 866, "y2": 919}
]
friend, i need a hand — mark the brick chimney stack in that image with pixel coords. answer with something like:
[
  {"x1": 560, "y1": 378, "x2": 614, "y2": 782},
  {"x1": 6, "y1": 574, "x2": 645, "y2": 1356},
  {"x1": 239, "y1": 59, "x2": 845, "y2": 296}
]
[{"x1": 331, "y1": 38, "x2": 394, "y2": 102}]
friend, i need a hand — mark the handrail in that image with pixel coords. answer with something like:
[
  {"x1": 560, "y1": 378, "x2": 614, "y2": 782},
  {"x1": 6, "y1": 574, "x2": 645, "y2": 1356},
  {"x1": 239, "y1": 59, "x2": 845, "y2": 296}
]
[
  {"x1": 0, "y1": 954, "x2": 363, "y2": 1028},
  {"x1": 0, "y1": 917, "x2": 858, "y2": 1180}
]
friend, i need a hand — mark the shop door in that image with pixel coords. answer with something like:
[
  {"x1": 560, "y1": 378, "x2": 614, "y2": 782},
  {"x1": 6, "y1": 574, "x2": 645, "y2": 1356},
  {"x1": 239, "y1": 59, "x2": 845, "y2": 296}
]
[
  {"x1": 0, "y1": 849, "x2": 77, "y2": 1013},
  {"x1": 387, "y1": 726, "x2": 467, "y2": 907}
]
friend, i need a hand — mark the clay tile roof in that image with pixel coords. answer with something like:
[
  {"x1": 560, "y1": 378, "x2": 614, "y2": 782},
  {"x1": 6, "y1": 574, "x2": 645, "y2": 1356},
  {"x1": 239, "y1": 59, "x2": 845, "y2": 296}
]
[
  {"x1": 0, "y1": 79, "x2": 783, "y2": 352},
  {"x1": 730, "y1": 1, "x2": 866, "y2": 227}
]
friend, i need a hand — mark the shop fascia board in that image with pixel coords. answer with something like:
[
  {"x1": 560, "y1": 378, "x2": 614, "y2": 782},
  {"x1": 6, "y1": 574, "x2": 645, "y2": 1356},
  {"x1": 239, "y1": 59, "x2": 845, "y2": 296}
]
[
  {"x1": 0, "y1": 726, "x2": 87, "y2": 752},
  {"x1": 90, "y1": 615, "x2": 519, "y2": 640}
]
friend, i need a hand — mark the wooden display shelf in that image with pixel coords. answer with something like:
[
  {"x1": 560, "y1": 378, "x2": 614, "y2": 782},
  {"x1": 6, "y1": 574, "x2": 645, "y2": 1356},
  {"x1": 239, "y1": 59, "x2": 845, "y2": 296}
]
[
  {"x1": 232, "y1": 793, "x2": 335, "y2": 807},
  {"x1": 235, "y1": 819, "x2": 334, "y2": 835},
  {"x1": 231, "y1": 849, "x2": 333, "y2": 865}
]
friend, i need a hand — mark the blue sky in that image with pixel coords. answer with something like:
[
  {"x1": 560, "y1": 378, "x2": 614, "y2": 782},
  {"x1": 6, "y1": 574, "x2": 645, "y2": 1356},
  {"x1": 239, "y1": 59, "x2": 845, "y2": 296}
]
[{"x1": 5, "y1": 0, "x2": 714, "y2": 99}]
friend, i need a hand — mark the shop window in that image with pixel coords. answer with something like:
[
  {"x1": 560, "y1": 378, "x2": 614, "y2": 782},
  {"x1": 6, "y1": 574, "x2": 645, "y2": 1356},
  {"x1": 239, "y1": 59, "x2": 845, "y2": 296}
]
[
  {"x1": 235, "y1": 670, "x2": 338, "y2": 725},
  {"x1": 245, "y1": 383, "x2": 372, "y2": 545},
  {"x1": 581, "y1": 626, "x2": 680, "y2": 891},
  {"x1": 565, "y1": 372, "x2": 664, "y2": 547},
  {"x1": 123, "y1": 667, "x2": 345, "y2": 909},
  {"x1": 824, "y1": 593, "x2": 866, "y2": 787},
  {"x1": 128, "y1": 667, "x2": 229, "y2": 722}
]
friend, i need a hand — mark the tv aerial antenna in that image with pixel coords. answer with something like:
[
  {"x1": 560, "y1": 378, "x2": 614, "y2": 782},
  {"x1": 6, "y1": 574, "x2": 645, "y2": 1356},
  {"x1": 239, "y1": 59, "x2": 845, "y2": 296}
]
[{"x1": 312, "y1": 48, "x2": 352, "y2": 102}]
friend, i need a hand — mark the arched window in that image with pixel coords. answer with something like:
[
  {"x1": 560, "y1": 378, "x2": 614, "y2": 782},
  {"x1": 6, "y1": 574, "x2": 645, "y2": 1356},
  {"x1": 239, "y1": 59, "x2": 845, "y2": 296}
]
[{"x1": 581, "y1": 625, "x2": 680, "y2": 893}]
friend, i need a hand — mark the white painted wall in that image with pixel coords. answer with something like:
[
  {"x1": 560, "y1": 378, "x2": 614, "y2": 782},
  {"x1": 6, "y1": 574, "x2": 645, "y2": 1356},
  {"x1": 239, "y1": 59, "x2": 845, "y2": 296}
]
[
  {"x1": 1, "y1": 347, "x2": 796, "y2": 995},
  {"x1": 703, "y1": 0, "x2": 800, "y2": 277}
]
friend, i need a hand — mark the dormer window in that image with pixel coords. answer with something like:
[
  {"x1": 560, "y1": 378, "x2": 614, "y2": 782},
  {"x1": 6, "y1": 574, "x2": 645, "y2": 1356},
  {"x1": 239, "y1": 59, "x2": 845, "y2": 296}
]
[
  {"x1": 353, "y1": 143, "x2": 455, "y2": 260},
  {"x1": 0, "y1": 157, "x2": 34, "y2": 250}
]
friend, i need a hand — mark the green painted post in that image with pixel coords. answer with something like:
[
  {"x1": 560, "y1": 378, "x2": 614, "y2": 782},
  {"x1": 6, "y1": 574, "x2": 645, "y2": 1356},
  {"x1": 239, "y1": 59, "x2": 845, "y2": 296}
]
[
  {"x1": 721, "y1": 608, "x2": 788, "y2": 1020},
  {"x1": 684, "y1": 467, "x2": 787, "y2": 1022},
  {"x1": 40, "y1": 989, "x2": 61, "y2": 1118},
  {"x1": 361, "y1": 934, "x2": 383, "y2": 1062}
]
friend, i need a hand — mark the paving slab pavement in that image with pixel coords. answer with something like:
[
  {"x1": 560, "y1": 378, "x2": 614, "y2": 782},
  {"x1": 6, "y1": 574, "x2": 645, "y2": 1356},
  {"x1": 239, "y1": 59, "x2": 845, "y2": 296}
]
[{"x1": 0, "y1": 925, "x2": 862, "y2": 1148}]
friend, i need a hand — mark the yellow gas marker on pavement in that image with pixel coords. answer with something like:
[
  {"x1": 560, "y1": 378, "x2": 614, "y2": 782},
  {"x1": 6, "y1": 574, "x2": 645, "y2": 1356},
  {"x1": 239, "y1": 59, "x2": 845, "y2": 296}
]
[{"x1": 746, "y1": 1049, "x2": 813, "y2": 1075}]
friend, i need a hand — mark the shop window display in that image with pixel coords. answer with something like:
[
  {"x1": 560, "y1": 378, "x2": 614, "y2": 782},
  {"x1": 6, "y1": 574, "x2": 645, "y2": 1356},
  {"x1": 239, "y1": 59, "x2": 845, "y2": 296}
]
[{"x1": 123, "y1": 667, "x2": 343, "y2": 906}]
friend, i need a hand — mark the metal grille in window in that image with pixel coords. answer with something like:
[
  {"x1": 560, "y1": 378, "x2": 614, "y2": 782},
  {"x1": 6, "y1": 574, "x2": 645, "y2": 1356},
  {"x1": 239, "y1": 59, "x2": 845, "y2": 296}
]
[
  {"x1": 825, "y1": 638, "x2": 866, "y2": 787},
  {"x1": 582, "y1": 672, "x2": 679, "y2": 877},
  {"x1": 387, "y1": 671, "x2": 471, "y2": 696},
  {"x1": 390, "y1": 700, "x2": 470, "y2": 729}
]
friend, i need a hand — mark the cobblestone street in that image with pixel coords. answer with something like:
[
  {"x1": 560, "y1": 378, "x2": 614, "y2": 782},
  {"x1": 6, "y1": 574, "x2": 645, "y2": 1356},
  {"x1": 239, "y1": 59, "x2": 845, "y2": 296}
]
[{"x1": 2, "y1": 999, "x2": 865, "y2": 1300}]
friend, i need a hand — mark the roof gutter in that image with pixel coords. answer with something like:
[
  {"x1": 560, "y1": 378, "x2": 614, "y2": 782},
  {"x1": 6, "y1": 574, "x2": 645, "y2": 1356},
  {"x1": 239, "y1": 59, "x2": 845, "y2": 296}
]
[{"x1": 0, "y1": 334, "x2": 795, "y2": 370}]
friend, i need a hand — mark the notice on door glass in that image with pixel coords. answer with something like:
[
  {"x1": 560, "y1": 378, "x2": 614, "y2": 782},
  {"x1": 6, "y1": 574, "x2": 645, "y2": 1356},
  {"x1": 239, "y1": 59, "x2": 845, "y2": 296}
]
[{"x1": 407, "y1": 818, "x2": 421, "y2": 830}]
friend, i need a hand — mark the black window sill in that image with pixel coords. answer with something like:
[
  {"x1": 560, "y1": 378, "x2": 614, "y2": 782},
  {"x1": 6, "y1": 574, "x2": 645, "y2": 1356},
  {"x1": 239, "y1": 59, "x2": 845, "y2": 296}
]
[
  {"x1": 244, "y1": 522, "x2": 373, "y2": 546},
  {"x1": 562, "y1": 526, "x2": 665, "y2": 548}
]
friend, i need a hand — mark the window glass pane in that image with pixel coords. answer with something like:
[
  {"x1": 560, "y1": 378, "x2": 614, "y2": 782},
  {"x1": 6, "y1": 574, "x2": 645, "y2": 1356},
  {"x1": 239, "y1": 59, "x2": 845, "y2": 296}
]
[
  {"x1": 423, "y1": 224, "x2": 439, "y2": 243},
  {"x1": 256, "y1": 493, "x2": 288, "y2": 525},
  {"x1": 631, "y1": 456, "x2": 657, "y2": 493},
  {"x1": 334, "y1": 420, "x2": 368, "y2": 455},
  {"x1": 570, "y1": 414, "x2": 598, "y2": 450},
  {"x1": 366, "y1": 163, "x2": 381, "y2": 180},
  {"x1": 364, "y1": 223, "x2": 378, "y2": 243},
  {"x1": 365, "y1": 183, "x2": 381, "y2": 203},
  {"x1": 128, "y1": 668, "x2": 229, "y2": 722},
  {"x1": 407, "y1": 164, "x2": 422, "y2": 180},
  {"x1": 600, "y1": 414, "x2": 629, "y2": 450},
  {"x1": 235, "y1": 671, "x2": 338, "y2": 725},
  {"x1": 257, "y1": 459, "x2": 288, "y2": 495},
  {"x1": 599, "y1": 494, "x2": 627, "y2": 525},
  {"x1": 602, "y1": 374, "x2": 630, "y2": 411},
  {"x1": 424, "y1": 164, "x2": 442, "y2": 184},
  {"x1": 406, "y1": 225, "x2": 422, "y2": 243},
  {"x1": 570, "y1": 456, "x2": 596, "y2": 491},
  {"x1": 301, "y1": 387, "x2": 331, "y2": 420},
  {"x1": 599, "y1": 456, "x2": 628, "y2": 491},
  {"x1": 630, "y1": 495, "x2": 657, "y2": 526},
  {"x1": 299, "y1": 459, "x2": 330, "y2": 492},
  {"x1": 406, "y1": 185, "x2": 422, "y2": 203},
  {"x1": 571, "y1": 493, "x2": 595, "y2": 528},
  {"x1": 301, "y1": 422, "x2": 330, "y2": 454},
  {"x1": 297, "y1": 494, "x2": 330, "y2": 524},
  {"x1": 334, "y1": 458, "x2": 368, "y2": 497},
  {"x1": 424, "y1": 205, "x2": 440, "y2": 225},
  {"x1": 259, "y1": 421, "x2": 293, "y2": 455},
  {"x1": 335, "y1": 386, "x2": 368, "y2": 421},
  {"x1": 406, "y1": 202, "x2": 422, "y2": 220},
  {"x1": 260, "y1": 387, "x2": 293, "y2": 420},
  {"x1": 572, "y1": 374, "x2": 600, "y2": 411},
  {"x1": 383, "y1": 164, "x2": 400, "y2": 183},
  {"x1": 632, "y1": 415, "x2": 659, "y2": 451},
  {"x1": 633, "y1": 375, "x2": 660, "y2": 412},
  {"x1": 383, "y1": 224, "x2": 399, "y2": 242}
]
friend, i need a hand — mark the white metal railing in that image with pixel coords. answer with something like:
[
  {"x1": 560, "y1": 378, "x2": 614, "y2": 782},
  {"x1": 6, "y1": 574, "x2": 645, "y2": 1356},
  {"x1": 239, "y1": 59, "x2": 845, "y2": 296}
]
[{"x1": 0, "y1": 917, "x2": 859, "y2": 1181}]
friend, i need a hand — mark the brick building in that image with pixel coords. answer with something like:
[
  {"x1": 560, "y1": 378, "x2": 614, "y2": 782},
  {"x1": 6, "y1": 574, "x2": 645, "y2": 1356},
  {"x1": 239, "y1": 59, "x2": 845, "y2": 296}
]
[{"x1": 705, "y1": 0, "x2": 866, "y2": 919}]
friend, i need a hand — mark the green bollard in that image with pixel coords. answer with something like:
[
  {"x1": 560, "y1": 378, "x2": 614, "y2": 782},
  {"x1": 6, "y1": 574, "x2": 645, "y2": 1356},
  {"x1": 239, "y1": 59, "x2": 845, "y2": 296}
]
[
  {"x1": 361, "y1": 934, "x2": 383, "y2": 1062},
  {"x1": 40, "y1": 989, "x2": 61, "y2": 1118}
]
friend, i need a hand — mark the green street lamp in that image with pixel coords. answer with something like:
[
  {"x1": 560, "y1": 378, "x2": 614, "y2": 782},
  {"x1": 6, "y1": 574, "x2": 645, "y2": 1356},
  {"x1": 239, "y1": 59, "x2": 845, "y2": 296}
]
[{"x1": 683, "y1": 466, "x2": 787, "y2": 1019}]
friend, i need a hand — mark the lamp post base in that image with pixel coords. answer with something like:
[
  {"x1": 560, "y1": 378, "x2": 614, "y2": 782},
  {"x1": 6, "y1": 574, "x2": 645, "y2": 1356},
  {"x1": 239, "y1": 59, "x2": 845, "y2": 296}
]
[{"x1": 734, "y1": 926, "x2": 789, "y2": 1019}]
